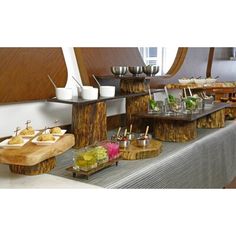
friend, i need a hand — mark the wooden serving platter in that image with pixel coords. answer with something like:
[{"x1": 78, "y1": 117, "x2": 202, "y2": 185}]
[
  {"x1": 120, "y1": 139, "x2": 162, "y2": 160},
  {"x1": 66, "y1": 155, "x2": 121, "y2": 179}
]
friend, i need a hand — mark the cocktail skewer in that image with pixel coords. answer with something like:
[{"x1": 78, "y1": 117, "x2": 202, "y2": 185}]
[
  {"x1": 183, "y1": 88, "x2": 187, "y2": 98},
  {"x1": 25, "y1": 120, "x2": 31, "y2": 129},
  {"x1": 129, "y1": 124, "x2": 133, "y2": 133},
  {"x1": 188, "y1": 87, "x2": 193, "y2": 96},
  {"x1": 116, "y1": 127, "x2": 121, "y2": 137},
  {"x1": 14, "y1": 127, "x2": 21, "y2": 136},
  {"x1": 164, "y1": 86, "x2": 169, "y2": 102}
]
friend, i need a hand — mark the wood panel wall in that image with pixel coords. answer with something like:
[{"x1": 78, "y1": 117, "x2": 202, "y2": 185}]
[
  {"x1": 206, "y1": 47, "x2": 215, "y2": 77},
  {"x1": 0, "y1": 48, "x2": 67, "y2": 103},
  {"x1": 74, "y1": 47, "x2": 145, "y2": 86}
]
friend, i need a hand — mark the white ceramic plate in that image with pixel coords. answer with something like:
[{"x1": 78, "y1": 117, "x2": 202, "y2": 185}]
[
  {"x1": 194, "y1": 79, "x2": 207, "y2": 85},
  {"x1": 19, "y1": 130, "x2": 40, "y2": 138},
  {"x1": 205, "y1": 78, "x2": 217, "y2": 84},
  {"x1": 45, "y1": 129, "x2": 67, "y2": 136},
  {"x1": 178, "y1": 79, "x2": 193, "y2": 84},
  {"x1": 31, "y1": 136, "x2": 60, "y2": 145},
  {"x1": 0, "y1": 138, "x2": 29, "y2": 149}
]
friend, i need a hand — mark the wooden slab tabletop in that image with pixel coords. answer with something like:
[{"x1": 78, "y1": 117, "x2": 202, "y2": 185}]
[
  {"x1": 120, "y1": 139, "x2": 162, "y2": 160},
  {"x1": 134, "y1": 103, "x2": 228, "y2": 122},
  {"x1": 166, "y1": 83, "x2": 236, "y2": 90},
  {"x1": 0, "y1": 134, "x2": 75, "y2": 166}
]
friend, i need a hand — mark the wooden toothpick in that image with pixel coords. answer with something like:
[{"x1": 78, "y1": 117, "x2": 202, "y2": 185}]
[
  {"x1": 44, "y1": 126, "x2": 48, "y2": 134},
  {"x1": 14, "y1": 127, "x2": 21, "y2": 136},
  {"x1": 25, "y1": 120, "x2": 31, "y2": 129}
]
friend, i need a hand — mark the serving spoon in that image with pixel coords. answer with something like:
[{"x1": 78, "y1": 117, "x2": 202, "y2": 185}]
[
  {"x1": 72, "y1": 76, "x2": 83, "y2": 89},
  {"x1": 47, "y1": 74, "x2": 57, "y2": 89},
  {"x1": 92, "y1": 74, "x2": 101, "y2": 88}
]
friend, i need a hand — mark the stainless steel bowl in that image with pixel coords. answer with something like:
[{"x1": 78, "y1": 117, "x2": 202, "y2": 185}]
[
  {"x1": 111, "y1": 66, "x2": 128, "y2": 76},
  {"x1": 142, "y1": 65, "x2": 159, "y2": 76},
  {"x1": 136, "y1": 138, "x2": 150, "y2": 147},
  {"x1": 111, "y1": 134, "x2": 121, "y2": 141},
  {"x1": 139, "y1": 133, "x2": 152, "y2": 140},
  {"x1": 128, "y1": 66, "x2": 143, "y2": 75},
  {"x1": 118, "y1": 139, "x2": 130, "y2": 148},
  {"x1": 126, "y1": 133, "x2": 136, "y2": 141}
]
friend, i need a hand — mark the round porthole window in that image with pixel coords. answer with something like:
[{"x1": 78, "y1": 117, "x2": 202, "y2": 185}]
[{"x1": 139, "y1": 47, "x2": 187, "y2": 77}]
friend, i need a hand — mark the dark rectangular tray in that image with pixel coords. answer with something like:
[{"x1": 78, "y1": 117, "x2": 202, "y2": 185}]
[{"x1": 134, "y1": 103, "x2": 228, "y2": 121}]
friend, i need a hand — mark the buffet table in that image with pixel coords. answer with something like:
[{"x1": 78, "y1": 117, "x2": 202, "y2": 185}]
[{"x1": 51, "y1": 121, "x2": 236, "y2": 188}]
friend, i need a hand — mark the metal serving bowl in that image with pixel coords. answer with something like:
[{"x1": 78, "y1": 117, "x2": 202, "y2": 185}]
[
  {"x1": 118, "y1": 139, "x2": 130, "y2": 148},
  {"x1": 126, "y1": 133, "x2": 136, "y2": 141},
  {"x1": 136, "y1": 138, "x2": 150, "y2": 147},
  {"x1": 142, "y1": 65, "x2": 159, "y2": 76},
  {"x1": 111, "y1": 66, "x2": 128, "y2": 76},
  {"x1": 111, "y1": 134, "x2": 122, "y2": 141},
  {"x1": 139, "y1": 133, "x2": 152, "y2": 140},
  {"x1": 128, "y1": 66, "x2": 143, "y2": 75}
]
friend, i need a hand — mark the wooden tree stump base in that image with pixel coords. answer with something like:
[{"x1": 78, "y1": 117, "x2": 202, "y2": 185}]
[
  {"x1": 120, "y1": 80, "x2": 147, "y2": 94},
  {"x1": 154, "y1": 120, "x2": 197, "y2": 142},
  {"x1": 9, "y1": 157, "x2": 56, "y2": 175},
  {"x1": 120, "y1": 140, "x2": 162, "y2": 160},
  {"x1": 72, "y1": 102, "x2": 107, "y2": 148},
  {"x1": 225, "y1": 107, "x2": 236, "y2": 120},
  {"x1": 197, "y1": 109, "x2": 225, "y2": 128},
  {"x1": 126, "y1": 95, "x2": 150, "y2": 132}
]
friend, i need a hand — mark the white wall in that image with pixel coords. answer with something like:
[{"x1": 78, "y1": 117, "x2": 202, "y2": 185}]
[
  {"x1": 0, "y1": 48, "x2": 125, "y2": 137},
  {"x1": 211, "y1": 48, "x2": 236, "y2": 81},
  {"x1": 158, "y1": 47, "x2": 236, "y2": 84}
]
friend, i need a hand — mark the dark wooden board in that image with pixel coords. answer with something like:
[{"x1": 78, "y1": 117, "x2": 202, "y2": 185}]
[
  {"x1": 120, "y1": 140, "x2": 162, "y2": 160},
  {"x1": 0, "y1": 48, "x2": 67, "y2": 103},
  {"x1": 47, "y1": 89, "x2": 164, "y2": 105},
  {"x1": 74, "y1": 47, "x2": 146, "y2": 86},
  {"x1": 96, "y1": 75, "x2": 170, "y2": 80}
]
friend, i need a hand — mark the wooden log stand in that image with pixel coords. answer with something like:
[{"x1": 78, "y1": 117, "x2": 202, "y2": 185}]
[
  {"x1": 154, "y1": 120, "x2": 197, "y2": 142},
  {"x1": 120, "y1": 139, "x2": 162, "y2": 160},
  {"x1": 197, "y1": 109, "x2": 225, "y2": 128},
  {"x1": 120, "y1": 79, "x2": 147, "y2": 94},
  {"x1": 121, "y1": 78, "x2": 152, "y2": 132},
  {"x1": 72, "y1": 102, "x2": 107, "y2": 148},
  {"x1": 9, "y1": 157, "x2": 56, "y2": 175},
  {"x1": 225, "y1": 104, "x2": 236, "y2": 120},
  {"x1": 126, "y1": 95, "x2": 151, "y2": 132}
]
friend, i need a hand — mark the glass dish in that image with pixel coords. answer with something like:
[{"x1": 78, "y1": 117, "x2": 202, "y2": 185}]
[
  {"x1": 99, "y1": 140, "x2": 120, "y2": 160},
  {"x1": 148, "y1": 98, "x2": 164, "y2": 113},
  {"x1": 183, "y1": 97, "x2": 198, "y2": 113},
  {"x1": 168, "y1": 98, "x2": 183, "y2": 114},
  {"x1": 73, "y1": 145, "x2": 109, "y2": 171}
]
